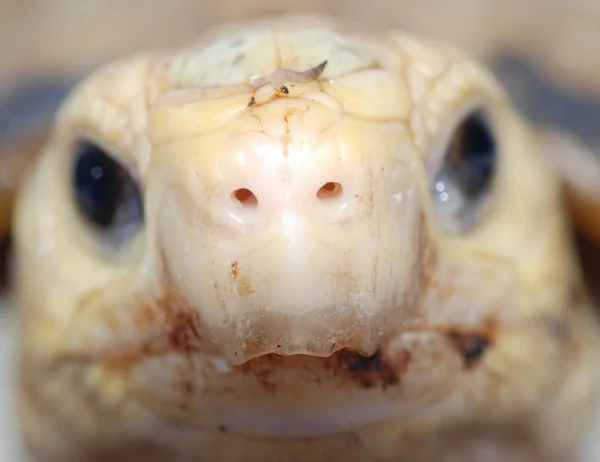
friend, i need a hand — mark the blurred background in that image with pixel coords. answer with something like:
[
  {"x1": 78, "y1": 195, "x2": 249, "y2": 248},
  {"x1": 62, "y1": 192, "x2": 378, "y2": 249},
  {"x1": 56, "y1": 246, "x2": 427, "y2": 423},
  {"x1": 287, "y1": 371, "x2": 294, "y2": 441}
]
[
  {"x1": 1, "y1": 0, "x2": 599, "y2": 460},
  {"x1": 1, "y1": 0, "x2": 599, "y2": 88}
]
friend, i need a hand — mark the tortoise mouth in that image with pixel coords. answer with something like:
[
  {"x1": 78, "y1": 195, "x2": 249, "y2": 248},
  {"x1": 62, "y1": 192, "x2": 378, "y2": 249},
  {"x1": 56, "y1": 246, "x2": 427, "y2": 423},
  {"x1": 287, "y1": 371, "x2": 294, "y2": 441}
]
[
  {"x1": 43, "y1": 325, "x2": 498, "y2": 439},
  {"x1": 124, "y1": 345, "x2": 418, "y2": 439},
  {"x1": 151, "y1": 293, "x2": 405, "y2": 366},
  {"x1": 52, "y1": 321, "x2": 493, "y2": 370}
]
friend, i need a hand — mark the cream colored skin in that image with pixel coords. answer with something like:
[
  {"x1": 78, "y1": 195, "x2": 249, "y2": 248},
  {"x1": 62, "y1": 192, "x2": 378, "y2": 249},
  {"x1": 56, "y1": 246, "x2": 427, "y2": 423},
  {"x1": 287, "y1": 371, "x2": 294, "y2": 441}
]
[{"x1": 12, "y1": 16, "x2": 600, "y2": 462}]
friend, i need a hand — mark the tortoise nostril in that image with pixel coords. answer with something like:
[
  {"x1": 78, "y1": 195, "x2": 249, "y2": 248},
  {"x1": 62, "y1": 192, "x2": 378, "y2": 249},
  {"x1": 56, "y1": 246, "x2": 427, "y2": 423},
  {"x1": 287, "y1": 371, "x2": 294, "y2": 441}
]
[
  {"x1": 317, "y1": 182, "x2": 343, "y2": 200},
  {"x1": 232, "y1": 188, "x2": 258, "y2": 207}
]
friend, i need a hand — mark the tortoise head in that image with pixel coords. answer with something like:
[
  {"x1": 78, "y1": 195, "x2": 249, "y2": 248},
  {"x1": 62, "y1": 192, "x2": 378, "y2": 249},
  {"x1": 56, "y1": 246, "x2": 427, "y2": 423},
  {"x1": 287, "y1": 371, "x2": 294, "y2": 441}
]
[{"x1": 7, "y1": 15, "x2": 600, "y2": 455}]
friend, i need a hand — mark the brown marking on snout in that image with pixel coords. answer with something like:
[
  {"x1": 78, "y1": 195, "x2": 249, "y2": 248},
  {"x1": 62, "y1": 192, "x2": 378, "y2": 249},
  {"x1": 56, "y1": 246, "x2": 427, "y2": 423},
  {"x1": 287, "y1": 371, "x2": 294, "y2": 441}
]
[
  {"x1": 156, "y1": 261, "x2": 204, "y2": 354},
  {"x1": 236, "y1": 348, "x2": 409, "y2": 393},
  {"x1": 239, "y1": 354, "x2": 281, "y2": 392},
  {"x1": 103, "y1": 310, "x2": 119, "y2": 333},
  {"x1": 230, "y1": 261, "x2": 239, "y2": 279},
  {"x1": 163, "y1": 308, "x2": 202, "y2": 353},
  {"x1": 236, "y1": 275, "x2": 255, "y2": 297},
  {"x1": 229, "y1": 260, "x2": 255, "y2": 297},
  {"x1": 176, "y1": 376, "x2": 195, "y2": 411},
  {"x1": 63, "y1": 260, "x2": 209, "y2": 369},
  {"x1": 134, "y1": 305, "x2": 157, "y2": 327},
  {"x1": 334, "y1": 348, "x2": 409, "y2": 389}
]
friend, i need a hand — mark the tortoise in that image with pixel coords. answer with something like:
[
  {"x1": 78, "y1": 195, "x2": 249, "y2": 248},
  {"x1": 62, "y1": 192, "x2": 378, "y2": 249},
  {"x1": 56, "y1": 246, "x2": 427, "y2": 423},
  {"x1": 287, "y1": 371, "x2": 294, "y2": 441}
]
[{"x1": 2, "y1": 10, "x2": 600, "y2": 462}]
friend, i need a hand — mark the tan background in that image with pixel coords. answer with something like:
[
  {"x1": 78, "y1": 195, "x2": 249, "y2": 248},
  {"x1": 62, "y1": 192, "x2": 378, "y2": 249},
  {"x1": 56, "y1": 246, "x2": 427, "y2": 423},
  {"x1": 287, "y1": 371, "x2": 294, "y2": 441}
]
[{"x1": 1, "y1": 0, "x2": 600, "y2": 91}]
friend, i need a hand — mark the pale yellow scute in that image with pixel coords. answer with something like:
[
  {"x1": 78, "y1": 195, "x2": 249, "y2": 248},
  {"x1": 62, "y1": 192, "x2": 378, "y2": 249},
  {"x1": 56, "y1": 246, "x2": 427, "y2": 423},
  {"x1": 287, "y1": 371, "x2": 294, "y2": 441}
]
[
  {"x1": 322, "y1": 69, "x2": 411, "y2": 121},
  {"x1": 147, "y1": 92, "x2": 254, "y2": 145},
  {"x1": 274, "y1": 27, "x2": 400, "y2": 78},
  {"x1": 166, "y1": 20, "x2": 403, "y2": 91},
  {"x1": 168, "y1": 31, "x2": 278, "y2": 88}
]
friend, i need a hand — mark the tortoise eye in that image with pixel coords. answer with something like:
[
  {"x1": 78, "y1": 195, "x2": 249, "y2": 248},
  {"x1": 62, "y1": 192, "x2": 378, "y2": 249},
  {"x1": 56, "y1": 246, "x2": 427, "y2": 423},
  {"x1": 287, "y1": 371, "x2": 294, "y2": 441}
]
[
  {"x1": 431, "y1": 109, "x2": 497, "y2": 233},
  {"x1": 72, "y1": 140, "x2": 143, "y2": 240}
]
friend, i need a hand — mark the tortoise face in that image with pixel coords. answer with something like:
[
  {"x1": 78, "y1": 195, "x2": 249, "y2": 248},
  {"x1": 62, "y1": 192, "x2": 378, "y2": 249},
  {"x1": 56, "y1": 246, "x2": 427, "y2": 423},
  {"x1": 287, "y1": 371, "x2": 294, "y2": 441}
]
[{"x1": 13, "y1": 17, "x2": 581, "y2": 444}]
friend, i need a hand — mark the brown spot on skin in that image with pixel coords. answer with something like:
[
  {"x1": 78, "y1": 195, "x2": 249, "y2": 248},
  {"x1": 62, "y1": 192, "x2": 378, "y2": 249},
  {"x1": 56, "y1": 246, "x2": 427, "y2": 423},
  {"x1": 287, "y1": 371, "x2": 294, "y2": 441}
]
[
  {"x1": 218, "y1": 425, "x2": 227, "y2": 433},
  {"x1": 247, "y1": 96, "x2": 255, "y2": 107},
  {"x1": 335, "y1": 348, "x2": 408, "y2": 389},
  {"x1": 103, "y1": 310, "x2": 119, "y2": 333},
  {"x1": 134, "y1": 305, "x2": 157, "y2": 327},
  {"x1": 438, "y1": 317, "x2": 497, "y2": 369},
  {"x1": 155, "y1": 271, "x2": 204, "y2": 354},
  {"x1": 228, "y1": 260, "x2": 255, "y2": 297},
  {"x1": 237, "y1": 348, "x2": 409, "y2": 393},
  {"x1": 230, "y1": 261, "x2": 239, "y2": 279},
  {"x1": 166, "y1": 310, "x2": 202, "y2": 352},
  {"x1": 63, "y1": 259, "x2": 209, "y2": 368},
  {"x1": 447, "y1": 331, "x2": 491, "y2": 369},
  {"x1": 236, "y1": 275, "x2": 255, "y2": 297},
  {"x1": 239, "y1": 355, "x2": 281, "y2": 392},
  {"x1": 481, "y1": 317, "x2": 499, "y2": 336}
]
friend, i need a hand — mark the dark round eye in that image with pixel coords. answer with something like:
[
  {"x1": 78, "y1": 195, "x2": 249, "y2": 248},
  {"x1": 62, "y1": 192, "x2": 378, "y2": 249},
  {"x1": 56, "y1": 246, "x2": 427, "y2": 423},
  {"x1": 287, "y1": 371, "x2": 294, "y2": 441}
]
[
  {"x1": 431, "y1": 109, "x2": 497, "y2": 233},
  {"x1": 72, "y1": 140, "x2": 143, "y2": 239}
]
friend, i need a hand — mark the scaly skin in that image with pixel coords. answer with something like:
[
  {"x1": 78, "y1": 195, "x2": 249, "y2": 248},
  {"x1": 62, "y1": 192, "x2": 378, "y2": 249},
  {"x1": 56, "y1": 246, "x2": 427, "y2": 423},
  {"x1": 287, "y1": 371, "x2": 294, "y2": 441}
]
[{"x1": 12, "y1": 15, "x2": 600, "y2": 462}]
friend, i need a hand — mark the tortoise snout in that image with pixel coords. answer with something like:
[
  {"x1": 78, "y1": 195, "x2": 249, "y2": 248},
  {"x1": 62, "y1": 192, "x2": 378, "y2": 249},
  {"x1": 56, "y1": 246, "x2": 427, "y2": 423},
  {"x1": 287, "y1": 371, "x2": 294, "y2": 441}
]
[
  {"x1": 231, "y1": 181, "x2": 344, "y2": 208},
  {"x1": 149, "y1": 98, "x2": 423, "y2": 364},
  {"x1": 217, "y1": 175, "x2": 354, "y2": 229}
]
